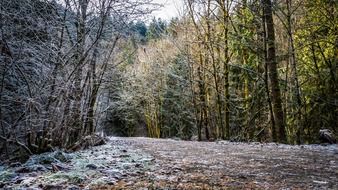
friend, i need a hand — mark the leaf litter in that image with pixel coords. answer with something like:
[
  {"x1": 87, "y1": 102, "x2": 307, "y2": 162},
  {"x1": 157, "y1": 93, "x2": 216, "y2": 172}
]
[{"x1": 0, "y1": 137, "x2": 337, "y2": 189}]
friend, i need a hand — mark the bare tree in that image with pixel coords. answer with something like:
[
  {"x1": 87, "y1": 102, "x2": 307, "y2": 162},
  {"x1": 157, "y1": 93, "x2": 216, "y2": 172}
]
[{"x1": 0, "y1": 0, "x2": 156, "y2": 160}]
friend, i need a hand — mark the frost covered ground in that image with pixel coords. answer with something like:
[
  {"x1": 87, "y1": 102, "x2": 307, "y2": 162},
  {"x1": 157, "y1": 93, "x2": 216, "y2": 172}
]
[{"x1": 1, "y1": 137, "x2": 337, "y2": 189}]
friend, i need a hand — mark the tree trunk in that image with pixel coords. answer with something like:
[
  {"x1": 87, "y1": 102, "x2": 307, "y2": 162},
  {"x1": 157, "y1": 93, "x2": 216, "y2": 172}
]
[
  {"x1": 68, "y1": 0, "x2": 88, "y2": 145},
  {"x1": 262, "y1": 0, "x2": 287, "y2": 143},
  {"x1": 217, "y1": 0, "x2": 230, "y2": 140},
  {"x1": 286, "y1": 0, "x2": 302, "y2": 144}
]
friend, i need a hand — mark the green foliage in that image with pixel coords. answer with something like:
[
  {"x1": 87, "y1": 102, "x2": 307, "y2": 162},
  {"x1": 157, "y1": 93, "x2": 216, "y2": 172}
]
[
  {"x1": 84, "y1": 0, "x2": 337, "y2": 144},
  {"x1": 161, "y1": 54, "x2": 195, "y2": 139},
  {"x1": 167, "y1": 17, "x2": 179, "y2": 38},
  {"x1": 146, "y1": 17, "x2": 167, "y2": 40},
  {"x1": 294, "y1": 0, "x2": 338, "y2": 142},
  {"x1": 129, "y1": 20, "x2": 148, "y2": 43},
  {"x1": 134, "y1": 21, "x2": 148, "y2": 37}
]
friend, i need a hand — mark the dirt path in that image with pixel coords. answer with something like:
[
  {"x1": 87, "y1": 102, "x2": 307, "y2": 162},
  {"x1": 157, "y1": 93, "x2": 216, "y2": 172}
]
[
  {"x1": 1, "y1": 137, "x2": 337, "y2": 189},
  {"x1": 131, "y1": 138, "x2": 338, "y2": 189}
]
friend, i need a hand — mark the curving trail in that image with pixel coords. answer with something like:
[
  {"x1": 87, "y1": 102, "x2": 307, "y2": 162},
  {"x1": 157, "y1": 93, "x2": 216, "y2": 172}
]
[{"x1": 1, "y1": 137, "x2": 337, "y2": 189}]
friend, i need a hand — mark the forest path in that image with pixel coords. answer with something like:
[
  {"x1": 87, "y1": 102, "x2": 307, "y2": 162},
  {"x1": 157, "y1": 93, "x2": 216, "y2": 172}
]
[{"x1": 1, "y1": 137, "x2": 337, "y2": 189}]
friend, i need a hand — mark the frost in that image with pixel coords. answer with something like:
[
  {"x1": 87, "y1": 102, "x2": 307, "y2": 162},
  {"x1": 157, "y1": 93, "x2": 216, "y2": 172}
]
[{"x1": 1, "y1": 137, "x2": 337, "y2": 189}]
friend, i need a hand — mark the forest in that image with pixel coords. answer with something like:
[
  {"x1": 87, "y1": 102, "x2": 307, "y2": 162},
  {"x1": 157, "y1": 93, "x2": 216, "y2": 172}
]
[
  {"x1": 0, "y1": 0, "x2": 337, "y2": 189},
  {"x1": 0, "y1": 0, "x2": 337, "y2": 165}
]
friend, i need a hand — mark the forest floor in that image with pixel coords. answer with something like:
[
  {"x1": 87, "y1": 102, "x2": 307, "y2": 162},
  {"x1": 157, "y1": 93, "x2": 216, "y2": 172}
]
[{"x1": 0, "y1": 137, "x2": 337, "y2": 190}]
